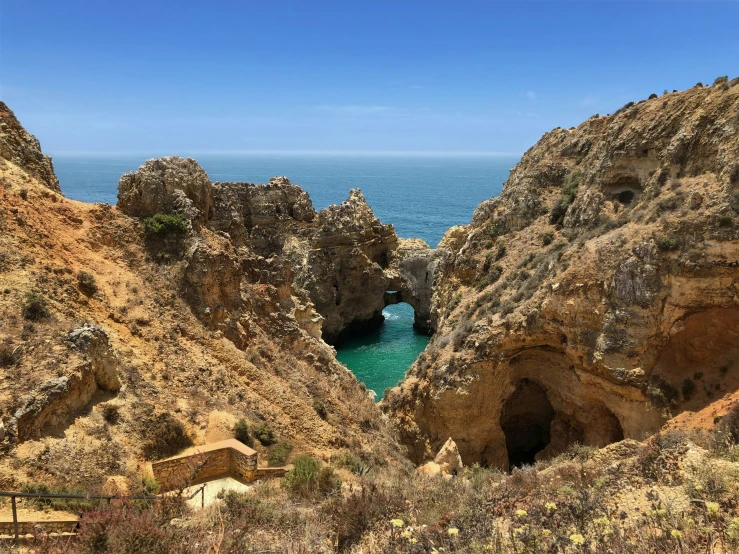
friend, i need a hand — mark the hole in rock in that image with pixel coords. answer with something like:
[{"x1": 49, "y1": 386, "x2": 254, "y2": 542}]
[
  {"x1": 605, "y1": 175, "x2": 643, "y2": 206},
  {"x1": 500, "y1": 379, "x2": 555, "y2": 468}
]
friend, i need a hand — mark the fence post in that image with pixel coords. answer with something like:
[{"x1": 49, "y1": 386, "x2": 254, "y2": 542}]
[
  {"x1": 201, "y1": 484, "x2": 205, "y2": 508},
  {"x1": 11, "y1": 495, "x2": 19, "y2": 543}
]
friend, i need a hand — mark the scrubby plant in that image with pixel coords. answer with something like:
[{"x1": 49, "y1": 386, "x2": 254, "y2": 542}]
[
  {"x1": 102, "y1": 403, "x2": 121, "y2": 424},
  {"x1": 140, "y1": 413, "x2": 191, "y2": 460},
  {"x1": 143, "y1": 213, "x2": 188, "y2": 237},
  {"x1": 682, "y1": 378, "x2": 696, "y2": 401},
  {"x1": 312, "y1": 399, "x2": 328, "y2": 420},
  {"x1": 141, "y1": 475, "x2": 160, "y2": 495},
  {"x1": 268, "y1": 441, "x2": 293, "y2": 466},
  {"x1": 550, "y1": 169, "x2": 582, "y2": 225},
  {"x1": 22, "y1": 291, "x2": 50, "y2": 320},
  {"x1": 541, "y1": 231, "x2": 554, "y2": 246},
  {"x1": 714, "y1": 75, "x2": 729, "y2": 86},
  {"x1": 77, "y1": 270, "x2": 98, "y2": 295},
  {"x1": 282, "y1": 456, "x2": 341, "y2": 499},
  {"x1": 719, "y1": 215, "x2": 733, "y2": 227},
  {"x1": 657, "y1": 236, "x2": 679, "y2": 251},
  {"x1": 254, "y1": 423, "x2": 276, "y2": 446},
  {"x1": 21, "y1": 482, "x2": 92, "y2": 512},
  {"x1": 233, "y1": 418, "x2": 250, "y2": 445},
  {"x1": 0, "y1": 343, "x2": 21, "y2": 368}
]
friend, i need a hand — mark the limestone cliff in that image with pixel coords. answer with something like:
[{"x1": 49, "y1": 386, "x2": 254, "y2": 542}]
[
  {"x1": 0, "y1": 109, "x2": 406, "y2": 492},
  {"x1": 0, "y1": 101, "x2": 60, "y2": 193},
  {"x1": 385, "y1": 79, "x2": 739, "y2": 469}
]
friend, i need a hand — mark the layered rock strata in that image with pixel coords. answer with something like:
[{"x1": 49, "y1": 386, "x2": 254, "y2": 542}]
[{"x1": 385, "y1": 80, "x2": 739, "y2": 470}]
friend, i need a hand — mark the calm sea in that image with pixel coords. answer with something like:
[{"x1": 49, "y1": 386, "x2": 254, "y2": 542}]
[{"x1": 54, "y1": 154, "x2": 515, "y2": 399}]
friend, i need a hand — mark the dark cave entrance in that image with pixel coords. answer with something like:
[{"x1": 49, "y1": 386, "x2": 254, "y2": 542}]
[{"x1": 500, "y1": 379, "x2": 556, "y2": 468}]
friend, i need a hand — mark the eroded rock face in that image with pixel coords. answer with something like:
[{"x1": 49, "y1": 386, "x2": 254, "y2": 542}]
[
  {"x1": 211, "y1": 181, "x2": 437, "y2": 345},
  {"x1": 9, "y1": 325, "x2": 121, "y2": 442},
  {"x1": 385, "y1": 81, "x2": 739, "y2": 469},
  {"x1": 0, "y1": 101, "x2": 60, "y2": 193},
  {"x1": 117, "y1": 156, "x2": 214, "y2": 226}
]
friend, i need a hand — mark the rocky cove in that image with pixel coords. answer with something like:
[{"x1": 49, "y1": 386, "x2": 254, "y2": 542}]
[{"x1": 0, "y1": 78, "x2": 737, "y2": 510}]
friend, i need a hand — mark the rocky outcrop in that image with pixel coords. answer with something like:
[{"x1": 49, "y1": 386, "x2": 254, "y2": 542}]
[
  {"x1": 385, "y1": 80, "x2": 739, "y2": 470},
  {"x1": 211, "y1": 180, "x2": 438, "y2": 344},
  {"x1": 0, "y1": 101, "x2": 60, "y2": 193},
  {"x1": 9, "y1": 325, "x2": 121, "y2": 442},
  {"x1": 117, "y1": 156, "x2": 214, "y2": 226}
]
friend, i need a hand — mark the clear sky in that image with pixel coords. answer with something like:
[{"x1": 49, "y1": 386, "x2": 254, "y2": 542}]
[{"x1": 1, "y1": 1, "x2": 737, "y2": 155}]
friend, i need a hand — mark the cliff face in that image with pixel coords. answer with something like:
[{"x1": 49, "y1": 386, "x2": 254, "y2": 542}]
[
  {"x1": 385, "y1": 80, "x2": 739, "y2": 469},
  {"x1": 0, "y1": 102, "x2": 60, "y2": 193},
  {"x1": 211, "y1": 177, "x2": 438, "y2": 344},
  {"x1": 0, "y1": 113, "x2": 406, "y2": 492}
]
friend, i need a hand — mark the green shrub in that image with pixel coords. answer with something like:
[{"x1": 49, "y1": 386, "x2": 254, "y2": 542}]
[
  {"x1": 657, "y1": 237, "x2": 679, "y2": 251},
  {"x1": 233, "y1": 418, "x2": 250, "y2": 445},
  {"x1": 714, "y1": 75, "x2": 729, "y2": 86},
  {"x1": 541, "y1": 231, "x2": 554, "y2": 246},
  {"x1": 268, "y1": 441, "x2": 293, "y2": 466},
  {"x1": 21, "y1": 483, "x2": 92, "y2": 512},
  {"x1": 22, "y1": 292, "x2": 50, "y2": 320},
  {"x1": 312, "y1": 399, "x2": 328, "y2": 420},
  {"x1": 550, "y1": 170, "x2": 582, "y2": 226},
  {"x1": 682, "y1": 378, "x2": 696, "y2": 401},
  {"x1": 143, "y1": 213, "x2": 188, "y2": 237},
  {"x1": 719, "y1": 215, "x2": 733, "y2": 227},
  {"x1": 495, "y1": 241, "x2": 506, "y2": 261},
  {"x1": 254, "y1": 423, "x2": 276, "y2": 446},
  {"x1": 141, "y1": 475, "x2": 160, "y2": 495},
  {"x1": 77, "y1": 270, "x2": 98, "y2": 295},
  {"x1": 282, "y1": 456, "x2": 341, "y2": 499}
]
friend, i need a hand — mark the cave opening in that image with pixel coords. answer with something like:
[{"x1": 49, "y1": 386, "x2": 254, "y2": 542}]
[{"x1": 500, "y1": 379, "x2": 556, "y2": 468}]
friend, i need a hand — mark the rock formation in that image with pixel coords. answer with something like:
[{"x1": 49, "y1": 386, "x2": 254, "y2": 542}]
[
  {"x1": 0, "y1": 107, "x2": 406, "y2": 492},
  {"x1": 0, "y1": 101, "x2": 60, "y2": 193},
  {"x1": 211, "y1": 178, "x2": 440, "y2": 344},
  {"x1": 117, "y1": 156, "x2": 214, "y2": 226},
  {"x1": 385, "y1": 80, "x2": 739, "y2": 470}
]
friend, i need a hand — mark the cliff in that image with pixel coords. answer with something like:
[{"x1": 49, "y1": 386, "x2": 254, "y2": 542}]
[
  {"x1": 384, "y1": 78, "x2": 739, "y2": 469},
  {"x1": 0, "y1": 112, "x2": 407, "y2": 493}
]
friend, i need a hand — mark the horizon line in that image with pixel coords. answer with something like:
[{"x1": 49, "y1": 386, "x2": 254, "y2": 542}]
[{"x1": 48, "y1": 149, "x2": 523, "y2": 158}]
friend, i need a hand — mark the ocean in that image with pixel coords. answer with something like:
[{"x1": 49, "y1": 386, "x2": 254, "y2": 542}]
[{"x1": 54, "y1": 154, "x2": 515, "y2": 399}]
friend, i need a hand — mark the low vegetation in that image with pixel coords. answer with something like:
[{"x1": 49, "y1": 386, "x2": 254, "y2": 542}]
[
  {"x1": 143, "y1": 213, "x2": 189, "y2": 237},
  {"x1": 22, "y1": 291, "x2": 50, "y2": 320}
]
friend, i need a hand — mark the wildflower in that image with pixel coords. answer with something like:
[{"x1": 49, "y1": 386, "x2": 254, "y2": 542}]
[
  {"x1": 513, "y1": 527, "x2": 525, "y2": 535},
  {"x1": 671, "y1": 530, "x2": 682, "y2": 540},
  {"x1": 515, "y1": 509, "x2": 527, "y2": 518},
  {"x1": 410, "y1": 538, "x2": 418, "y2": 544},
  {"x1": 707, "y1": 502, "x2": 720, "y2": 516},
  {"x1": 401, "y1": 531, "x2": 412, "y2": 539},
  {"x1": 542, "y1": 529, "x2": 552, "y2": 537},
  {"x1": 391, "y1": 519, "x2": 404, "y2": 528},
  {"x1": 448, "y1": 527, "x2": 459, "y2": 537},
  {"x1": 570, "y1": 534, "x2": 585, "y2": 546},
  {"x1": 545, "y1": 502, "x2": 557, "y2": 512}
]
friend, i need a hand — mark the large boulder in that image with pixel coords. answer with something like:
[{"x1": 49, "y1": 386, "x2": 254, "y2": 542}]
[{"x1": 117, "y1": 156, "x2": 214, "y2": 226}]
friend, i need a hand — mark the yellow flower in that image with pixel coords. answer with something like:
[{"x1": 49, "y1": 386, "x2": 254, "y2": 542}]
[
  {"x1": 515, "y1": 509, "x2": 527, "y2": 518},
  {"x1": 707, "y1": 502, "x2": 720, "y2": 516},
  {"x1": 448, "y1": 527, "x2": 459, "y2": 536},
  {"x1": 542, "y1": 529, "x2": 552, "y2": 537},
  {"x1": 410, "y1": 538, "x2": 418, "y2": 544},
  {"x1": 513, "y1": 527, "x2": 525, "y2": 535},
  {"x1": 401, "y1": 530, "x2": 412, "y2": 539},
  {"x1": 391, "y1": 519, "x2": 404, "y2": 528},
  {"x1": 671, "y1": 530, "x2": 682, "y2": 540},
  {"x1": 545, "y1": 502, "x2": 557, "y2": 512},
  {"x1": 570, "y1": 534, "x2": 585, "y2": 545}
]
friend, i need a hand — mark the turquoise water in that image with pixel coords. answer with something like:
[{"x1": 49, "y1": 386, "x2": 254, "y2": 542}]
[
  {"x1": 53, "y1": 154, "x2": 514, "y2": 398},
  {"x1": 336, "y1": 303, "x2": 431, "y2": 400}
]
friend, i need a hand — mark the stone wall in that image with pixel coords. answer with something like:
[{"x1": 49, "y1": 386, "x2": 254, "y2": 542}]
[
  {"x1": 151, "y1": 439, "x2": 258, "y2": 491},
  {"x1": 0, "y1": 520, "x2": 78, "y2": 536}
]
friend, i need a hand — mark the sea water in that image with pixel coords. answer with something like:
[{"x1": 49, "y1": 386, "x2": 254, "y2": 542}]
[{"x1": 54, "y1": 153, "x2": 515, "y2": 399}]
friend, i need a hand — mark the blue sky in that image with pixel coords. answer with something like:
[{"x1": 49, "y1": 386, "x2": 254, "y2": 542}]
[{"x1": 1, "y1": 1, "x2": 737, "y2": 155}]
